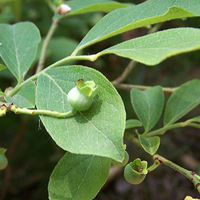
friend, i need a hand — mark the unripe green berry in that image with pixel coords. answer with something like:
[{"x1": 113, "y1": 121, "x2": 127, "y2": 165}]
[
  {"x1": 0, "y1": 149, "x2": 8, "y2": 170},
  {"x1": 124, "y1": 158, "x2": 148, "y2": 185},
  {"x1": 68, "y1": 87, "x2": 92, "y2": 111},
  {"x1": 67, "y1": 79, "x2": 97, "y2": 111},
  {"x1": 112, "y1": 151, "x2": 129, "y2": 167}
]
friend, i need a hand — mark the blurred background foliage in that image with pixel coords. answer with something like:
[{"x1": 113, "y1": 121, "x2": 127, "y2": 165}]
[{"x1": 0, "y1": 0, "x2": 200, "y2": 199}]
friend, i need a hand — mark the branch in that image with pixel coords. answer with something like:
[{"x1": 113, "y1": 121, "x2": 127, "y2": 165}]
[
  {"x1": 10, "y1": 105, "x2": 76, "y2": 118},
  {"x1": 114, "y1": 83, "x2": 177, "y2": 94},
  {"x1": 112, "y1": 61, "x2": 137, "y2": 85},
  {"x1": 153, "y1": 154, "x2": 200, "y2": 193},
  {"x1": 7, "y1": 54, "x2": 96, "y2": 97},
  {"x1": 0, "y1": 105, "x2": 76, "y2": 118},
  {"x1": 36, "y1": 19, "x2": 60, "y2": 74},
  {"x1": 112, "y1": 23, "x2": 164, "y2": 86}
]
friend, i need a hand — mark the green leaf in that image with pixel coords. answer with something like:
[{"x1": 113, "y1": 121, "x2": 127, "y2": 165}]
[
  {"x1": 5, "y1": 81, "x2": 36, "y2": 108},
  {"x1": 54, "y1": 0, "x2": 129, "y2": 20},
  {"x1": 0, "y1": 22, "x2": 41, "y2": 82},
  {"x1": 164, "y1": 80, "x2": 200, "y2": 126},
  {"x1": 125, "y1": 119, "x2": 142, "y2": 129},
  {"x1": 74, "y1": 0, "x2": 200, "y2": 54},
  {"x1": 0, "y1": 64, "x2": 6, "y2": 72},
  {"x1": 139, "y1": 135, "x2": 160, "y2": 155},
  {"x1": 130, "y1": 86, "x2": 164, "y2": 133},
  {"x1": 99, "y1": 28, "x2": 200, "y2": 65},
  {"x1": 48, "y1": 152, "x2": 111, "y2": 200},
  {"x1": 36, "y1": 65, "x2": 125, "y2": 162}
]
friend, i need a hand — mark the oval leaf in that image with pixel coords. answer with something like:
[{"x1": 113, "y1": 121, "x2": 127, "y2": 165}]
[
  {"x1": 36, "y1": 65, "x2": 125, "y2": 162},
  {"x1": 139, "y1": 135, "x2": 160, "y2": 155},
  {"x1": 100, "y1": 28, "x2": 200, "y2": 65},
  {"x1": 125, "y1": 119, "x2": 142, "y2": 129},
  {"x1": 74, "y1": 0, "x2": 200, "y2": 54},
  {"x1": 48, "y1": 152, "x2": 111, "y2": 200},
  {"x1": 164, "y1": 79, "x2": 200, "y2": 126},
  {"x1": 54, "y1": 0, "x2": 129, "y2": 20},
  {"x1": 131, "y1": 86, "x2": 164, "y2": 133},
  {"x1": 0, "y1": 22, "x2": 41, "y2": 82},
  {"x1": 5, "y1": 81, "x2": 36, "y2": 108}
]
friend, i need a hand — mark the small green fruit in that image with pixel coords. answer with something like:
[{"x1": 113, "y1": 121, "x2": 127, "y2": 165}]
[
  {"x1": 112, "y1": 151, "x2": 129, "y2": 167},
  {"x1": 68, "y1": 79, "x2": 97, "y2": 111},
  {"x1": 124, "y1": 158, "x2": 148, "y2": 185},
  {"x1": 0, "y1": 148, "x2": 8, "y2": 170}
]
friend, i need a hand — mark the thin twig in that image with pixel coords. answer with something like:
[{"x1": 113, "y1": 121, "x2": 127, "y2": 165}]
[
  {"x1": 114, "y1": 83, "x2": 177, "y2": 94},
  {"x1": 112, "y1": 23, "x2": 164, "y2": 86},
  {"x1": 112, "y1": 61, "x2": 137, "y2": 85},
  {"x1": 7, "y1": 54, "x2": 96, "y2": 97},
  {"x1": 9, "y1": 105, "x2": 76, "y2": 118},
  {"x1": 153, "y1": 154, "x2": 200, "y2": 193},
  {"x1": 36, "y1": 19, "x2": 60, "y2": 74}
]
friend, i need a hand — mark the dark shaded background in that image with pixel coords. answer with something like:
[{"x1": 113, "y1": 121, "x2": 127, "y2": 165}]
[{"x1": 0, "y1": 0, "x2": 200, "y2": 199}]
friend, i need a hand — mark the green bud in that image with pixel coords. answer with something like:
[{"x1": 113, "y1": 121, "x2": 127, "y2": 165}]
[
  {"x1": 67, "y1": 79, "x2": 97, "y2": 111},
  {"x1": 0, "y1": 148, "x2": 8, "y2": 170},
  {"x1": 124, "y1": 158, "x2": 148, "y2": 185}
]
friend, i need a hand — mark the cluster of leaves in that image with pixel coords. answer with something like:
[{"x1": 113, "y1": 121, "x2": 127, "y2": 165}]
[
  {"x1": 1, "y1": 0, "x2": 200, "y2": 199},
  {"x1": 129, "y1": 80, "x2": 200, "y2": 155}
]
